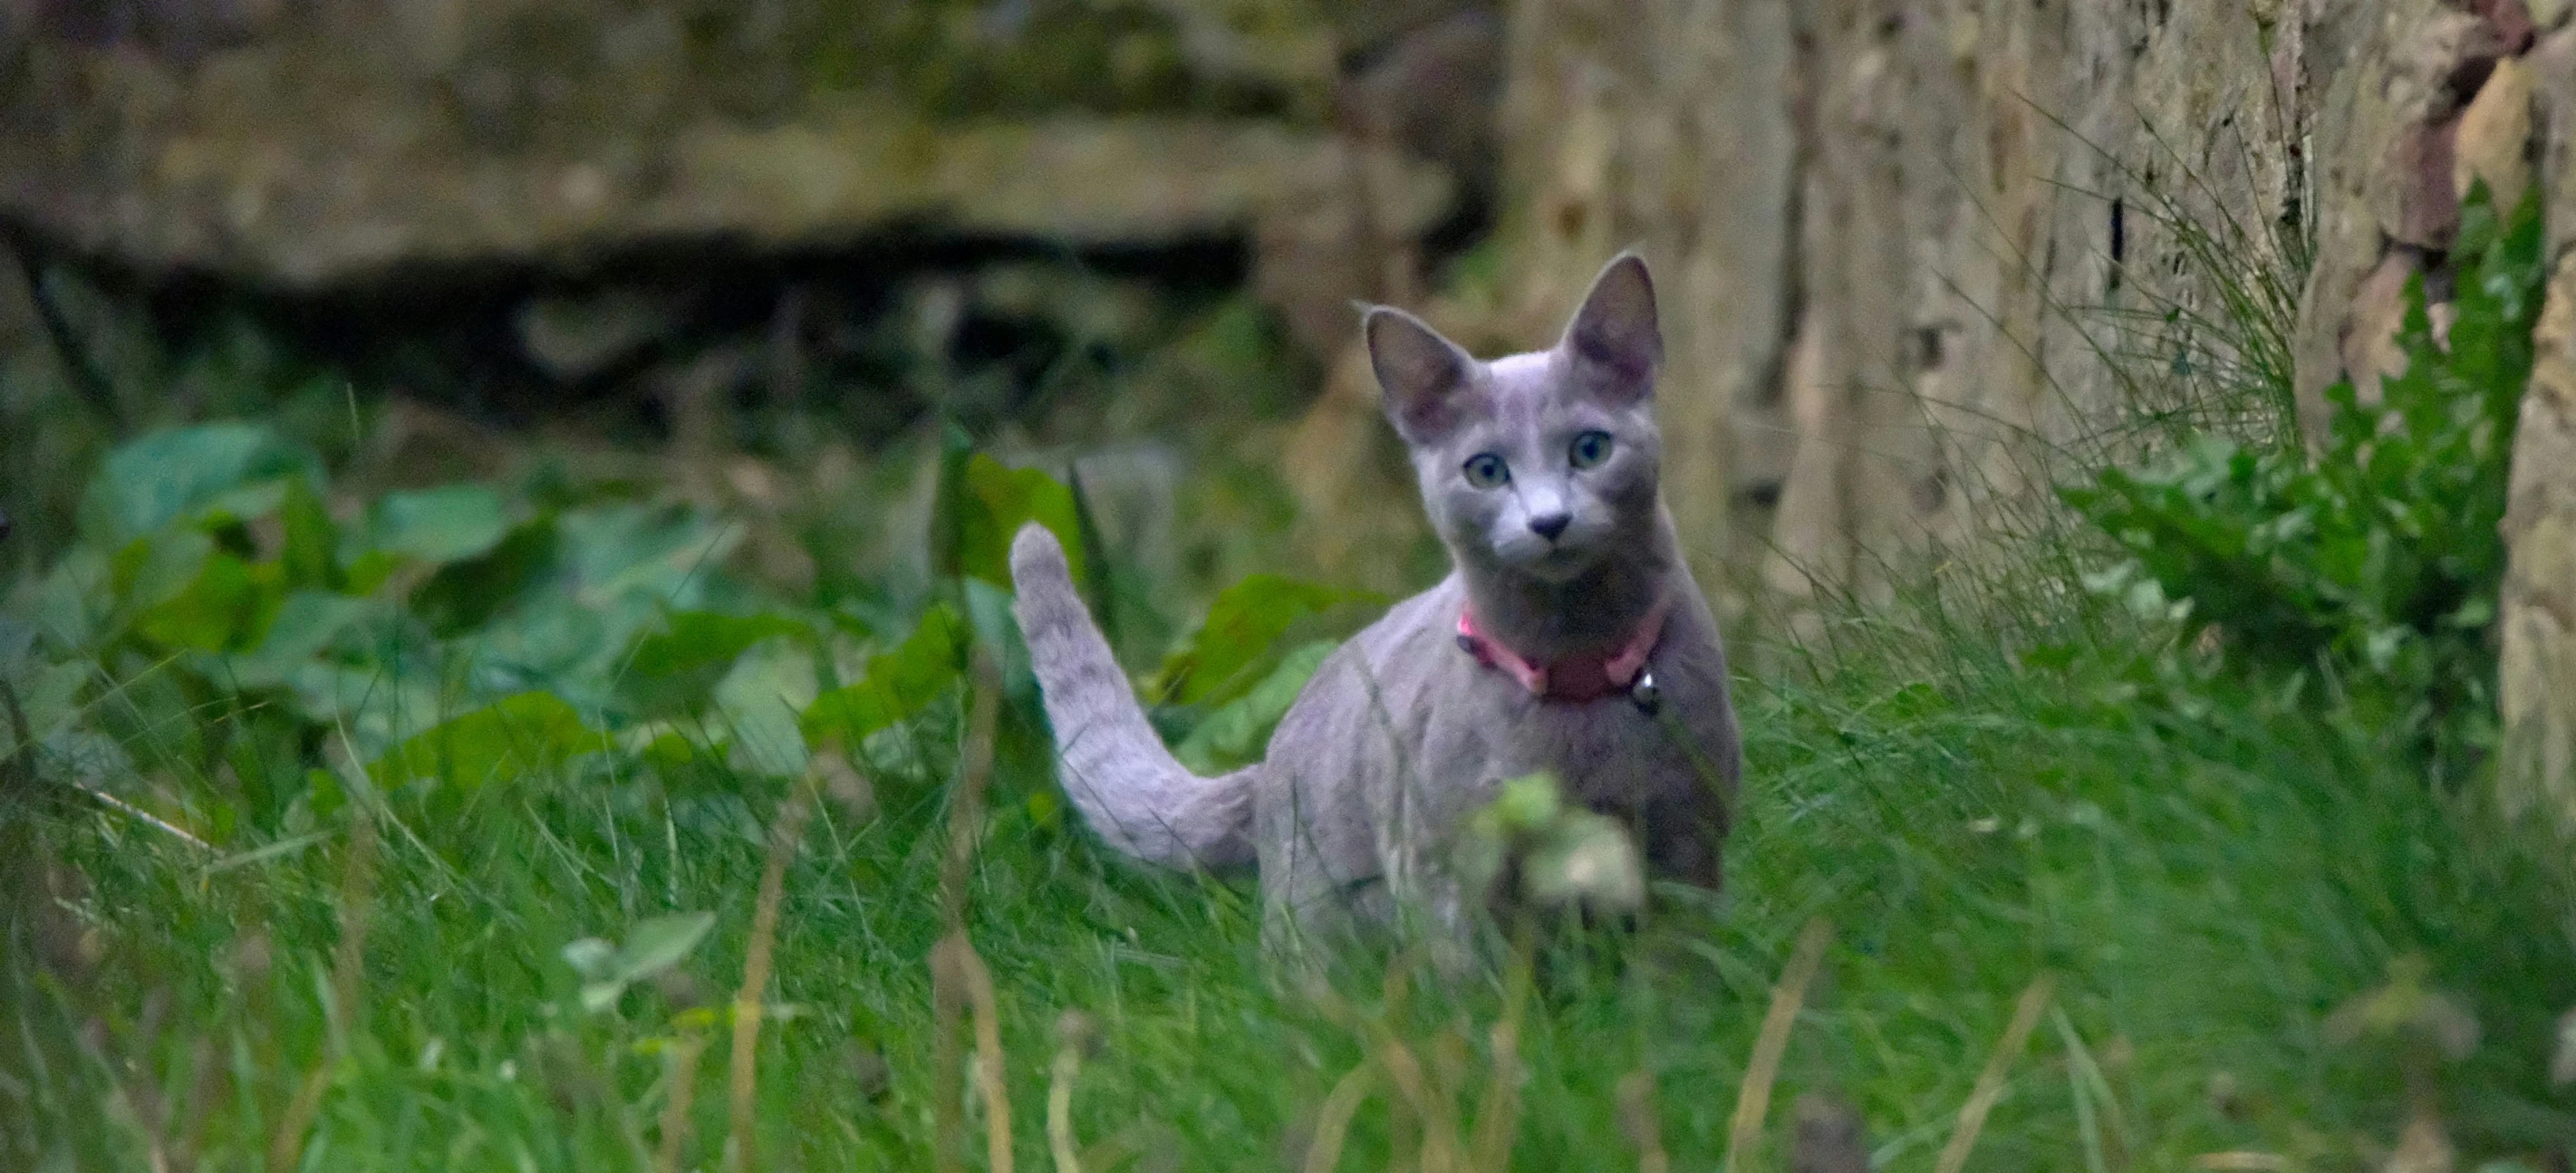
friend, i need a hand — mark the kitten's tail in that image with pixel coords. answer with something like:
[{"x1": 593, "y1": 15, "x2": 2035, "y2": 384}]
[{"x1": 1008, "y1": 524, "x2": 1256, "y2": 870}]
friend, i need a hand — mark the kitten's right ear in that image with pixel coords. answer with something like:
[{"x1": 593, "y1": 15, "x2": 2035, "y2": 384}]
[
  {"x1": 1559, "y1": 252, "x2": 1662, "y2": 404},
  {"x1": 1364, "y1": 306, "x2": 1478, "y2": 441}
]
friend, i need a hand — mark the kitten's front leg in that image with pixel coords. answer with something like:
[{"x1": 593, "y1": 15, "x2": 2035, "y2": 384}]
[
  {"x1": 1638, "y1": 787, "x2": 1725, "y2": 890},
  {"x1": 1638, "y1": 712, "x2": 1734, "y2": 891}
]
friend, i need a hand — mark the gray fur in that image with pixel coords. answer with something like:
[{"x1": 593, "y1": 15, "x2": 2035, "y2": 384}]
[{"x1": 1010, "y1": 254, "x2": 1741, "y2": 948}]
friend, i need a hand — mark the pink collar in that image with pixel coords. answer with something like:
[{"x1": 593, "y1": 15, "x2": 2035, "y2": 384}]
[{"x1": 1456, "y1": 592, "x2": 1671, "y2": 703}]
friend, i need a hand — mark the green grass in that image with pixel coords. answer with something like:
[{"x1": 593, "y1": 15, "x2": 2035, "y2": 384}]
[
  {"x1": 2, "y1": 166, "x2": 2567, "y2": 1172},
  {"x1": 6, "y1": 560, "x2": 2573, "y2": 1171}
]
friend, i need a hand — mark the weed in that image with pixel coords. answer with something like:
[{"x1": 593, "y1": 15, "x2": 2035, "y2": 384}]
[{"x1": 2065, "y1": 185, "x2": 2548, "y2": 782}]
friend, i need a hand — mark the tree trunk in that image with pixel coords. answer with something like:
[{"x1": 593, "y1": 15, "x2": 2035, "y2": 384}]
[{"x1": 2499, "y1": 22, "x2": 2576, "y2": 831}]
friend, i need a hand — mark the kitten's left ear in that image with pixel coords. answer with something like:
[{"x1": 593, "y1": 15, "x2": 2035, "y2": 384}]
[{"x1": 1559, "y1": 252, "x2": 1662, "y2": 403}]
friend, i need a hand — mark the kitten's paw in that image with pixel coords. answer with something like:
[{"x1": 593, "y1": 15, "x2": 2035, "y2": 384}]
[{"x1": 1008, "y1": 522, "x2": 1070, "y2": 588}]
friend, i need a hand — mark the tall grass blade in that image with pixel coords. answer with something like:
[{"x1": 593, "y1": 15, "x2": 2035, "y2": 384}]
[
  {"x1": 1723, "y1": 918, "x2": 1833, "y2": 1172},
  {"x1": 723, "y1": 770, "x2": 814, "y2": 1173},
  {"x1": 1934, "y1": 975, "x2": 2055, "y2": 1173}
]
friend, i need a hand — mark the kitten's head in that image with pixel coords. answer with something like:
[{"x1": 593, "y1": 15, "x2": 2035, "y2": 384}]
[{"x1": 1365, "y1": 253, "x2": 1664, "y2": 583}]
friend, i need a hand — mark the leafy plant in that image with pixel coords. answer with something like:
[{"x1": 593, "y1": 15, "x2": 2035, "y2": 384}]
[
  {"x1": 563, "y1": 911, "x2": 719, "y2": 1014},
  {"x1": 4, "y1": 422, "x2": 1376, "y2": 843},
  {"x1": 2064, "y1": 185, "x2": 2547, "y2": 774},
  {"x1": 4, "y1": 420, "x2": 846, "y2": 830}
]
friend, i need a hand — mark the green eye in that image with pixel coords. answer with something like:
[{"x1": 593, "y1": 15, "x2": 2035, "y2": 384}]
[
  {"x1": 1569, "y1": 430, "x2": 1614, "y2": 469},
  {"x1": 1462, "y1": 453, "x2": 1510, "y2": 488}
]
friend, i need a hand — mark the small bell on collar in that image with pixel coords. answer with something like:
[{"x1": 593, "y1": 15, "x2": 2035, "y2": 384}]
[{"x1": 1629, "y1": 667, "x2": 1661, "y2": 715}]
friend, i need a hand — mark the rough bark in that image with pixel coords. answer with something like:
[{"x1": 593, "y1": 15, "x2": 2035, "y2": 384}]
[{"x1": 2499, "y1": 22, "x2": 2576, "y2": 829}]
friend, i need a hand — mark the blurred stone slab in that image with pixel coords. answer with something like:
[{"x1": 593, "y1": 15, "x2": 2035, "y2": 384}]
[
  {"x1": 0, "y1": 0, "x2": 1452, "y2": 290},
  {"x1": 0, "y1": 78, "x2": 1450, "y2": 287}
]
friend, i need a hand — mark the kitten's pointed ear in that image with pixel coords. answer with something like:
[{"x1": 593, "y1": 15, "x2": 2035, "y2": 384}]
[
  {"x1": 1365, "y1": 306, "x2": 1479, "y2": 441},
  {"x1": 1560, "y1": 253, "x2": 1662, "y2": 402}
]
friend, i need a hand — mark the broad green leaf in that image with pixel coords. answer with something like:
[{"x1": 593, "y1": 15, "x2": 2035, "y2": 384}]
[
  {"x1": 962, "y1": 576, "x2": 1035, "y2": 702},
  {"x1": 563, "y1": 937, "x2": 617, "y2": 981},
  {"x1": 276, "y1": 662, "x2": 443, "y2": 751},
  {"x1": 566, "y1": 911, "x2": 718, "y2": 1014},
  {"x1": 580, "y1": 981, "x2": 628, "y2": 1013},
  {"x1": 0, "y1": 659, "x2": 91, "y2": 763},
  {"x1": 1148, "y1": 576, "x2": 1384, "y2": 706},
  {"x1": 361, "y1": 486, "x2": 511, "y2": 566},
  {"x1": 622, "y1": 722, "x2": 717, "y2": 776},
  {"x1": 713, "y1": 637, "x2": 818, "y2": 778},
  {"x1": 26, "y1": 547, "x2": 111, "y2": 651},
  {"x1": 613, "y1": 911, "x2": 718, "y2": 983},
  {"x1": 413, "y1": 516, "x2": 561, "y2": 631},
  {"x1": 1172, "y1": 639, "x2": 1336, "y2": 774},
  {"x1": 111, "y1": 530, "x2": 216, "y2": 617},
  {"x1": 371, "y1": 691, "x2": 604, "y2": 789},
  {"x1": 559, "y1": 503, "x2": 739, "y2": 609},
  {"x1": 278, "y1": 477, "x2": 340, "y2": 591},
  {"x1": 132, "y1": 551, "x2": 281, "y2": 653},
  {"x1": 0, "y1": 616, "x2": 33, "y2": 680},
  {"x1": 462, "y1": 594, "x2": 617, "y2": 699},
  {"x1": 212, "y1": 591, "x2": 383, "y2": 689},
  {"x1": 944, "y1": 454, "x2": 1085, "y2": 589},
  {"x1": 629, "y1": 612, "x2": 815, "y2": 679},
  {"x1": 619, "y1": 611, "x2": 816, "y2": 717},
  {"x1": 802, "y1": 604, "x2": 970, "y2": 748},
  {"x1": 81, "y1": 423, "x2": 319, "y2": 543}
]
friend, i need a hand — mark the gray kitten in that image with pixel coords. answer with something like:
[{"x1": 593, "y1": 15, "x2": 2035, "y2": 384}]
[{"x1": 1009, "y1": 254, "x2": 1741, "y2": 949}]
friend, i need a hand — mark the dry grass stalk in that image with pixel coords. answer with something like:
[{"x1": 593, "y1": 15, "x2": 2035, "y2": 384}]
[
  {"x1": 1616, "y1": 1072, "x2": 1669, "y2": 1173},
  {"x1": 1375, "y1": 1033, "x2": 1460, "y2": 1173},
  {"x1": 1076, "y1": 1129, "x2": 1146, "y2": 1173},
  {"x1": 927, "y1": 936, "x2": 1018, "y2": 1173},
  {"x1": 940, "y1": 653, "x2": 1004, "y2": 930},
  {"x1": 655, "y1": 1027, "x2": 712, "y2": 1173},
  {"x1": 1724, "y1": 918, "x2": 1834, "y2": 1172},
  {"x1": 1300, "y1": 1058, "x2": 1381, "y2": 1173},
  {"x1": 1933, "y1": 975, "x2": 2057, "y2": 1173},
  {"x1": 934, "y1": 941, "x2": 969, "y2": 1173},
  {"x1": 1049, "y1": 1012, "x2": 1098, "y2": 1173},
  {"x1": 2192, "y1": 1154, "x2": 2292, "y2": 1171},
  {"x1": 1467, "y1": 941, "x2": 1535, "y2": 1173},
  {"x1": 268, "y1": 804, "x2": 381, "y2": 1172},
  {"x1": 265, "y1": 1066, "x2": 331, "y2": 1173},
  {"x1": 325, "y1": 809, "x2": 380, "y2": 1044},
  {"x1": 957, "y1": 938, "x2": 1016, "y2": 1173},
  {"x1": 933, "y1": 653, "x2": 1006, "y2": 1173},
  {"x1": 75, "y1": 783, "x2": 215, "y2": 851},
  {"x1": 722, "y1": 769, "x2": 815, "y2": 1173},
  {"x1": 1308, "y1": 948, "x2": 1540, "y2": 1173}
]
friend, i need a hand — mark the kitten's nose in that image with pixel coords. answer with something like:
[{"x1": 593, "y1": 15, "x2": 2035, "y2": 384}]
[{"x1": 1529, "y1": 512, "x2": 1570, "y2": 542}]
